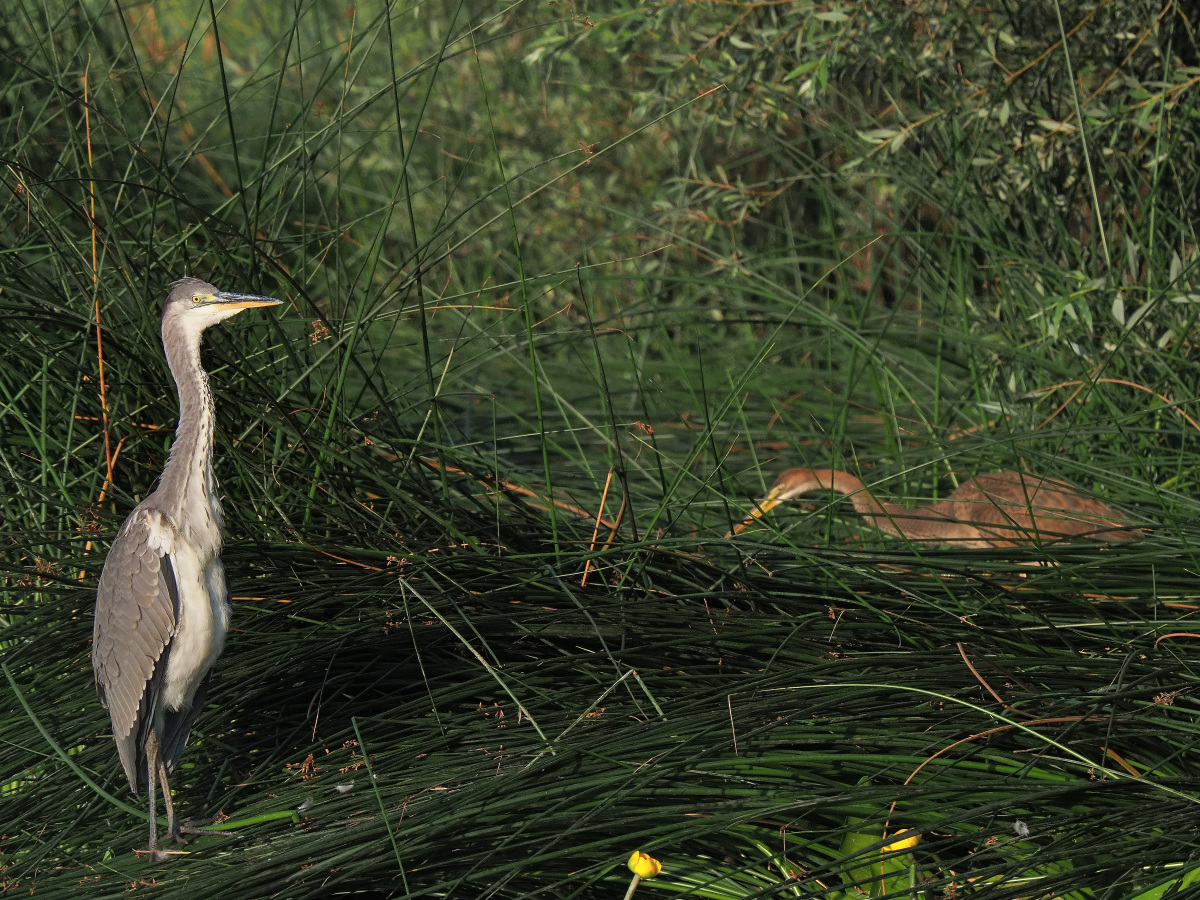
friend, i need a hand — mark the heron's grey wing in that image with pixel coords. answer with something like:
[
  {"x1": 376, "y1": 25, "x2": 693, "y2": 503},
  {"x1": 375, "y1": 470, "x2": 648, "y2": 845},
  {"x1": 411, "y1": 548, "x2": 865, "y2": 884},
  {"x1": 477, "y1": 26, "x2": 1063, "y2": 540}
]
[{"x1": 92, "y1": 510, "x2": 179, "y2": 792}]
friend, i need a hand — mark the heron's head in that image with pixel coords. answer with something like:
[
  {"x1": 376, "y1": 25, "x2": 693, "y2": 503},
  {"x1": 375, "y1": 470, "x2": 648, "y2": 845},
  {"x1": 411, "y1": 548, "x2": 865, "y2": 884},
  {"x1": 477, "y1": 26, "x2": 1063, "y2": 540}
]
[{"x1": 162, "y1": 277, "x2": 282, "y2": 334}]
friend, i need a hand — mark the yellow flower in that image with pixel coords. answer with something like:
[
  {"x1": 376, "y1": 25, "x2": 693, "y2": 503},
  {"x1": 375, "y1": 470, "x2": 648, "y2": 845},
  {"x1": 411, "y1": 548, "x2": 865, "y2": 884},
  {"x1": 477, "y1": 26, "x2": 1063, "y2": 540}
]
[
  {"x1": 628, "y1": 851, "x2": 663, "y2": 878},
  {"x1": 882, "y1": 829, "x2": 921, "y2": 852}
]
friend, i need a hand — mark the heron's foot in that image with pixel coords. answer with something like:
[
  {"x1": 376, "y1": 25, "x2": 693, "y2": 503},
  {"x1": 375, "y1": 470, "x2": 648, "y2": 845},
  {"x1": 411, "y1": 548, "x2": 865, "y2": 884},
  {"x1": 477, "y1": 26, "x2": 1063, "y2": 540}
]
[
  {"x1": 171, "y1": 815, "x2": 236, "y2": 842},
  {"x1": 134, "y1": 847, "x2": 187, "y2": 862}
]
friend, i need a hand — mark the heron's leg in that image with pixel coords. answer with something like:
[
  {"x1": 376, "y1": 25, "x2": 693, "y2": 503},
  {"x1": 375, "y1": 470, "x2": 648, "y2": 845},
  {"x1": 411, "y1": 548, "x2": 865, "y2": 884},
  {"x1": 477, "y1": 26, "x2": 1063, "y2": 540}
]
[
  {"x1": 158, "y1": 756, "x2": 179, "y2": 841},
  {"x1": 145, "y1": 731, "x2": 162, "y2": 854}
]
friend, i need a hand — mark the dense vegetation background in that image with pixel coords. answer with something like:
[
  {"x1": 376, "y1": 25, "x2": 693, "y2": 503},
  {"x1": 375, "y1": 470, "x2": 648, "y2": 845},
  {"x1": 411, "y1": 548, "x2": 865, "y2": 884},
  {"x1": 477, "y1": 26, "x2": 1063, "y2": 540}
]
[{"x1": 4, "y1": 0, "x2": 1200, "y2": 896}]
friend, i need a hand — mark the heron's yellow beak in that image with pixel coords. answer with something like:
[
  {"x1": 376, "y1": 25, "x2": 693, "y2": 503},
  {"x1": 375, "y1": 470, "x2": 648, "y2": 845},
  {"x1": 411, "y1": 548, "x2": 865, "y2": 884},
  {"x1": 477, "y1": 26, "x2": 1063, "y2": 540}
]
[
  {"x1": 209, "y1": 291, "x2": 282, "y2": 310},
  {"x1": 729, "y1": 485, "x2": 787, "y2": 535}
]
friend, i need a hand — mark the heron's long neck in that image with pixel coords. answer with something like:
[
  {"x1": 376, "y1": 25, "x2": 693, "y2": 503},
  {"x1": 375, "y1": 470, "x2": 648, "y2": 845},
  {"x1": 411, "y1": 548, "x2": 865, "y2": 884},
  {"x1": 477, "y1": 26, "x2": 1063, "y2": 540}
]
[
  {"x1": 800, "y1": 468, "x2": 984, "y2": 542},
  {"x1": 794, "y1": 469, "x2": 909, "y2": 538},
  {"x1": 156, "y1": 320, "x2": 217, "y2": 523}
]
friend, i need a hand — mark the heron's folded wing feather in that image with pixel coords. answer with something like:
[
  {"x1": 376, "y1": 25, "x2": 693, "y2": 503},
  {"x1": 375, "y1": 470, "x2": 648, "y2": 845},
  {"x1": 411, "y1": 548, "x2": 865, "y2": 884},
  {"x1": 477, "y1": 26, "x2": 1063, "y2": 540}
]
[
  {"x1": 969, "y1": 472, "x2": 1136, "y2": 539},
  {"x1": 92, "y1": 510, "x2": 179, "y2": 790}
]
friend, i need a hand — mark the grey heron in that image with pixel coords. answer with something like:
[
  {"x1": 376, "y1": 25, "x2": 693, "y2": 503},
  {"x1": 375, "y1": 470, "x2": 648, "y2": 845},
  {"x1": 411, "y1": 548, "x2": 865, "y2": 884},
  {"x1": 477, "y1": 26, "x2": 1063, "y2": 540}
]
[{"x1": 92, "y1": 278, "x2": 281, "y2": 857}]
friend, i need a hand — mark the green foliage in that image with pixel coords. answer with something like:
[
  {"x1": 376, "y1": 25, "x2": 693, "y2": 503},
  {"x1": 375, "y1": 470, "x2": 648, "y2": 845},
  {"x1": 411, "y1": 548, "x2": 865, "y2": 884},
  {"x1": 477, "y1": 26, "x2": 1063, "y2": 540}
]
[{"x1": 2, "y1": 0, "x2": 1200, "y2": 897}]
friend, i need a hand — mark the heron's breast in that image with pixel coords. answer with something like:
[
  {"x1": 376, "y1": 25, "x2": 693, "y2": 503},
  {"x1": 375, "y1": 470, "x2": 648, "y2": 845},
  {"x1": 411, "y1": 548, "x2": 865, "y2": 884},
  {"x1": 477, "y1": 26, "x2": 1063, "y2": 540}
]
[{"x1": 161, "y1": 532, "x2": 230, "y2": 712}]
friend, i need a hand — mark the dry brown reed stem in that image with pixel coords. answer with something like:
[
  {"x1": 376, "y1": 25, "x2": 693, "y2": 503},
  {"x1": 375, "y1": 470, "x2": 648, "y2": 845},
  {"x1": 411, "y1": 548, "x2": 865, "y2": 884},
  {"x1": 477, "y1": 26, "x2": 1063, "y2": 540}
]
[
  {"x1": 581, "y1": 469, "x2": 615, "y2": 587},
  {"x1": 413, "y1": 457, "x2": 618, "y2": 530},
  {"x1": 1034, "y1": 377, "x2": 1200, "y2": 435},
  {"x1": 82, "y1": 60, "x2": 114, "y2": 498}
]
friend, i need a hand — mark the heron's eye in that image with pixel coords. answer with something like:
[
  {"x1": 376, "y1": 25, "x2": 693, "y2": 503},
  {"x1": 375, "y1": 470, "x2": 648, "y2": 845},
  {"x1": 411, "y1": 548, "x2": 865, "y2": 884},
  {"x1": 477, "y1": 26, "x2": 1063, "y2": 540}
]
[{"x1": 191, "y1": 295, "x2": 204, "y2": 304}]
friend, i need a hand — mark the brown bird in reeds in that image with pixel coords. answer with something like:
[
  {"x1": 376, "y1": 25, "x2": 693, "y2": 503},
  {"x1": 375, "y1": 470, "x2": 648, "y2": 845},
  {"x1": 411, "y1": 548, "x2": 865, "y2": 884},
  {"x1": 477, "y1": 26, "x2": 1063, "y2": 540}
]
[{"x1": 733, "y1": 468, "x2": 1139, "y2": 547}]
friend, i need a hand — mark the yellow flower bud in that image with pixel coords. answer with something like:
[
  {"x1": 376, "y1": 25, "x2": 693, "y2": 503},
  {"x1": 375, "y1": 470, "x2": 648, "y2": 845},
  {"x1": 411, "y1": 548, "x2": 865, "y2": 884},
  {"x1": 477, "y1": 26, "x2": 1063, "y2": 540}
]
[
  {"x1": 882, "y1": 829, "x2": 920, "y2": 852},
  {"x1": 627, "y1": 851, "x2": 663, "y2": 878}
]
